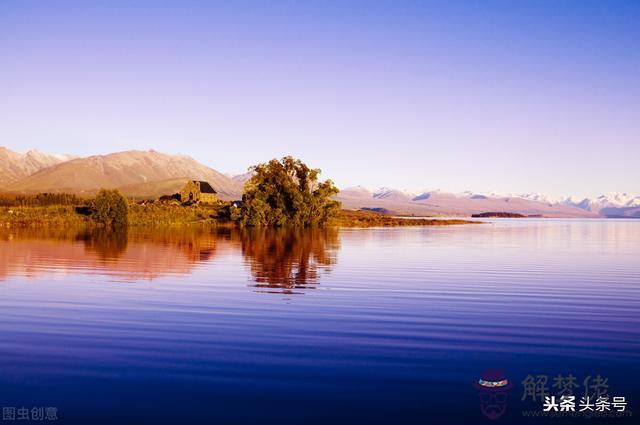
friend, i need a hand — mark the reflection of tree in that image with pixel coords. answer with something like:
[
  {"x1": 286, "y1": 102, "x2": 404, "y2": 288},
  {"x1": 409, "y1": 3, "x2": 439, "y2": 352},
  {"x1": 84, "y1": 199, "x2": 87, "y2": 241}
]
[
  {"x1": 0, "y1": 226, "x2": 341, "y2": 285},
  {"x1": 128, "y1": 227, "x2": 221, "y2": 263},
  {"x1": 239, "y1": 227, "x2": 339, "y2": 294},
  {"x1": 77, "y1": 227, "x2": 129, "y2": 260}
]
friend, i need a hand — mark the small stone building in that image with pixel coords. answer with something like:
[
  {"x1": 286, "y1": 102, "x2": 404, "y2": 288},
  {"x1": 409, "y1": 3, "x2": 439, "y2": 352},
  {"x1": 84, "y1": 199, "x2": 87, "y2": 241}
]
[{"x1": 180, "y1": 180, "x2": 217, "y2": 204}]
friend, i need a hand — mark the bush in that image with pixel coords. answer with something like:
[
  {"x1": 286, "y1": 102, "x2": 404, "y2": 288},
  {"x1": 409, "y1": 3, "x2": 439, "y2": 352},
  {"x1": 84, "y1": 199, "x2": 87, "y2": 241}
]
[
  {"x1": 158, "y1": 193, "x2": 181, "y2": 203},
  {"x1": 217, "y1": 203, "x2": 242, "y2": 222},
  {"x1": 90, "y1": 189, "x2": 129, "y2": 227},
  {"x1": 239, "y1": 156, "x2": 341, "y2": 227}
]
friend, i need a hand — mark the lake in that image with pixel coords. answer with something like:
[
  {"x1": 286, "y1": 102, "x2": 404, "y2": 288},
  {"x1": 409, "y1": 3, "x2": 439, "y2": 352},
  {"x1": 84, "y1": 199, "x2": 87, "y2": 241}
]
[{"x1": 0, "y1": 219, "x2": 639, "y2": 424}]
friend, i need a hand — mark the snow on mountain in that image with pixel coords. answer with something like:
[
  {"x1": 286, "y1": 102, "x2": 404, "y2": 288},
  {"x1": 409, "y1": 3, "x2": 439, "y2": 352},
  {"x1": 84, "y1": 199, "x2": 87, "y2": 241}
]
[
  {"x1": 372, "y1": 187, "x2": 416, "y2": 201},
  {"x1": 596, "y1": 192, "x2": 640, "y2": 207},
  {"x1": 514, "y1": 192, "x2": 561, "y2": 205},
  {"x1": 335, "y1": 186, "x2": 597, "y2": 217},
  {"x1": 562, "y1": 192, "x2": 640, "y2": 212},
  {"x1": 337, "y1": 185, "x2": 640, "y2": 217},
  {"x1": 0, "y1": 147, "x2": 75, "y2": 187},
  {"x1": 26, "y1": 149, "x2": 76, "y2": 165}
]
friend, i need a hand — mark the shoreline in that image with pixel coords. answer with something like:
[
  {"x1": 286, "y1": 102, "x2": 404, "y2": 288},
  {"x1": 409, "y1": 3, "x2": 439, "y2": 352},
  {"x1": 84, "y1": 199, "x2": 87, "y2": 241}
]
[{"x1": 0, "y1": 205, "x2": 481, "y2": 229}]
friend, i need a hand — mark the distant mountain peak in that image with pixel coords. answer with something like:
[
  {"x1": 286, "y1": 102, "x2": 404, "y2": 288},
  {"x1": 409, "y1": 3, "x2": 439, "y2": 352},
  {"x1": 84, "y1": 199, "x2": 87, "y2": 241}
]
[
  {"x1": 335, "y1": 184, "x2": 629, "y2": 217},
  {"x1": 373, "y1": 187, "x2": 416, "y2": 200},
  {"x1": 562, "y1": 192, "x2": 640, "y2": 212},
  {"x1": 1, "y1": 148, "x2": 243, "y2": 200},
  {"x1": 0, "y1": 146, "x2": 75, "y2": 187}
]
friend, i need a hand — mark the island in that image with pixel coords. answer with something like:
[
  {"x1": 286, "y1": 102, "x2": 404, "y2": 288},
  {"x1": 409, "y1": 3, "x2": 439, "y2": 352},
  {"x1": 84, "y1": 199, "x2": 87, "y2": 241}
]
[{"x1": 471, "y1": 212, "x2": 543, "y2": 218}]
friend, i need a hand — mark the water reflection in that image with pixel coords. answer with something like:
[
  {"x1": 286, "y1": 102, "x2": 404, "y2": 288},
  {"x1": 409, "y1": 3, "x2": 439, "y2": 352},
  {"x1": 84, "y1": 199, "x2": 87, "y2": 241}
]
[
  {"x1": 77, "y1": 228, "x2": 129, "y2": 260},
  {"x1": 239, "y1": 227, "x2": 339, "y2": 294},
  {"x1": 0, "y1": 226, "x2": 339, "y2": 291},
  {"x1": 1, "y1": 221, "x2": 639, "y2": 424}
]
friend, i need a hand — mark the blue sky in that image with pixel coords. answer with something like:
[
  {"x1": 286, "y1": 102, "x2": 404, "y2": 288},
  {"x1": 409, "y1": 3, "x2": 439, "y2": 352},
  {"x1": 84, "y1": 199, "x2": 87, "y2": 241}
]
[{"x1": 1, "y1": 0, "x2": 638, "y2": 198}]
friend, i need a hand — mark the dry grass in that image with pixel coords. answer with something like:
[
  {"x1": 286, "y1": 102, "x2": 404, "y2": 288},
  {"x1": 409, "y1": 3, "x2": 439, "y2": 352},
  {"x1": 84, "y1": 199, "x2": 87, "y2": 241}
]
[
  {"x1": 332, "y1": 209, "x2": 480, "y2": 227},
  {"x1": 0, "y1": 204, "x2": 481, "y2": 229},
  {"x1": 0, "y1": 205, "x2": 89, "y2": 228},
  {"x1": 128, "y1": 202, "x2": 224, "y2": 227},
  {"x1": 0, "y1": 203, "x2": 226, "y2": 228}
]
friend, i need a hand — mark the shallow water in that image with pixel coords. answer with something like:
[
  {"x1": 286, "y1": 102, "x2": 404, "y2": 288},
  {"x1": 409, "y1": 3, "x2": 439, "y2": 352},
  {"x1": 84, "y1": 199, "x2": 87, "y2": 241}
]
[{"x1": 0, "y1": 220, "x2": 639, "y2": 424}]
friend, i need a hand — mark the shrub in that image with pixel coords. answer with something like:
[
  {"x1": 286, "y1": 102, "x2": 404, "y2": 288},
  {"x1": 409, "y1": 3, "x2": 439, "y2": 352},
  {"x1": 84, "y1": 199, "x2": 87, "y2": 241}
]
[
  {"x1": 239, "y1": 156, "x2": 341, "y2": 227},
  {"x1": 90, "y1": 189, "x2": 129, "y2": 227},
  {"x1": 158, "y1": 193, "x2": 181, "y2": 203}
]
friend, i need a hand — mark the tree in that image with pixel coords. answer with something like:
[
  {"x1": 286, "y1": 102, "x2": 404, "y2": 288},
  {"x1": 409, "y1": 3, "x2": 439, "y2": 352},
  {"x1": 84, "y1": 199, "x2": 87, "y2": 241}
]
[
  {"x1": 90, "y1": 189, "x2": 129, "y2": 228},
  {"x1": 239, "y1": 156, "x2": 341, "y2": 227}
]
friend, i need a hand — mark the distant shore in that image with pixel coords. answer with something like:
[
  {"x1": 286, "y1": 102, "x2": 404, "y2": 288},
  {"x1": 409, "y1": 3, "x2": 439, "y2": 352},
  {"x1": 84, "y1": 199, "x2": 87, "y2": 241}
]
[
  {"x1": 333, "y1": 210, "x2": 480, "y2": 227},
  {"x1": 471, "y1": 211, "x2": 543, "y2": 218}
]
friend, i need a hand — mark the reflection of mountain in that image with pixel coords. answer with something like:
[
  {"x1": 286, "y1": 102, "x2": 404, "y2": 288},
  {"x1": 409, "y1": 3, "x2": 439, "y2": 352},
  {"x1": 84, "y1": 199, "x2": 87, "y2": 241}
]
[
  {"x1": 240, "y1": 228, "x2": 340, "y2": 294},
  {"x1": 0, "y1": 227, "x2": 340, "y2": 291},
  {"x1": 0, "y1": 228, "x2": 228, "y2": 281}
]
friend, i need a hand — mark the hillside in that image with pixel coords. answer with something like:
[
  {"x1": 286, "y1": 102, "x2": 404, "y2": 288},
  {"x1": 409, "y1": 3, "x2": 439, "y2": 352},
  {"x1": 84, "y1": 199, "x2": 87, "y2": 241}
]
[
  {"x1": 6, "y1": 149, "x2": 243, "y2": 200},
  {"x1": 0, "y1": 147, "x2": 74, "y2": 187}
]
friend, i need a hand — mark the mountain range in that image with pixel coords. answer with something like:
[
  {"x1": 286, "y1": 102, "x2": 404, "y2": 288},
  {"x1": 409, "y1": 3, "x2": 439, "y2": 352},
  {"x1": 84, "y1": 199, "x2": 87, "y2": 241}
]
[
  {"x1": 337, "y1": 187, "x2": 640, "y2": 218},
  {"x1": 0, "y1": 147, "x2": 75, "y2": 187},
  {"x1": 1, "y1": 148, "x2": 243, "y2": 200},
  {"x1": 0, "y1": 147, "x2": 637, "y2": 217}
]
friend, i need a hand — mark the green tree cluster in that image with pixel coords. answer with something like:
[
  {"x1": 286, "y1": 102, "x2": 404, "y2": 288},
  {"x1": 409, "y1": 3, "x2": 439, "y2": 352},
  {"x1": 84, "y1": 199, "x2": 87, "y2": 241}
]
[
  {"x1": 90, "y1": 189, "x2": 129, "y2": 228},
  {"x1": 0, "y1": 192, "x2": 83, "y2": 207},
  {"x1": 239, "y1": 156, "x2": 341, "y2": 227}
]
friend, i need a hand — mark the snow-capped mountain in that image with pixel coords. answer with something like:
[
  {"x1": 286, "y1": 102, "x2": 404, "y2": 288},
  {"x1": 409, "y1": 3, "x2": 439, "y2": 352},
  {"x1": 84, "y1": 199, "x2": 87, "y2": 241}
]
[
  {"x1": 335, "y1": 186, "x2": 597, "y2": 217},
  {"x1": 335, "y1": 186, "x2": 639, "y2": 218},
  {"x1": 562, "y1": 192, "x2": 640, "y2": 211},
  {"x1": 514, "y1": 192, "x2": 562, "y2": 205},
  {"x1": 595, "y1": 193, "x2": 640, "y2": 207},
  {"x1": 0, "y1": 147, "x2": 76, "y2": 187},
  {"x1": 560, "y1": 192, "x2": 640, "y2": 217},
  {"x1": 373, "y1": 187, "x2": 416, "y2": 201}
]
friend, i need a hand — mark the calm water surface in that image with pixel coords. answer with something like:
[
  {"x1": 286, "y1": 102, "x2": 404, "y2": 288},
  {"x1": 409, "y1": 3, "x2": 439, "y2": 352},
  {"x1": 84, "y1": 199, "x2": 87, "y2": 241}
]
[{"x1": 1, "y1": 220, "x2": 639, "y2": 424}]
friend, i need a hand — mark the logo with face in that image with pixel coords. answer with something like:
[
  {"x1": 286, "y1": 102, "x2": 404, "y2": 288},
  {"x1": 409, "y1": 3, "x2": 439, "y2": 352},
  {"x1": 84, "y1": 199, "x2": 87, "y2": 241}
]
[{"x1": 475, "y1": 368, "x2": 513, "y2": 420}]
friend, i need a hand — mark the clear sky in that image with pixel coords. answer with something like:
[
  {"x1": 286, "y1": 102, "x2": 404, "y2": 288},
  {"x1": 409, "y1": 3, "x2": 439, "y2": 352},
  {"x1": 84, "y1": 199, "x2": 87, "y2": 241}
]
[{"x1": 1, "y1": 0, "x2": 638, "y2": 198}]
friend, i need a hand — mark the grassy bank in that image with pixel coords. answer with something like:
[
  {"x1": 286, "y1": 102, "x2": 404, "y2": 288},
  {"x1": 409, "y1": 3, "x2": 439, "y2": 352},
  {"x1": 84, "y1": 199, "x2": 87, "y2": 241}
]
[
  {"x1": 0, "y1": 204, "x2": 227, "y2": 228},
  {"x1": 332, "y1": 210, "x2": 479, "y2": 227},
  {"x1": 1, "y1": 204, "x2": 479, "y2": 228},
  {"x1": 0, "y1": 205, "x2": 88, "y2": 228},
  {"x1": 128, "y1": 203, "x2": 224, "y2": 227}
]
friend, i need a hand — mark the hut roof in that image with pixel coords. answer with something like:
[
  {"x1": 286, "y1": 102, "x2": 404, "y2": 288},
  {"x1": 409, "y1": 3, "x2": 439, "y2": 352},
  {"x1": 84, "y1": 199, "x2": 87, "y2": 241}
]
[{"x1": 195, "y1": 181, "x2": 217, "y2": 194}]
